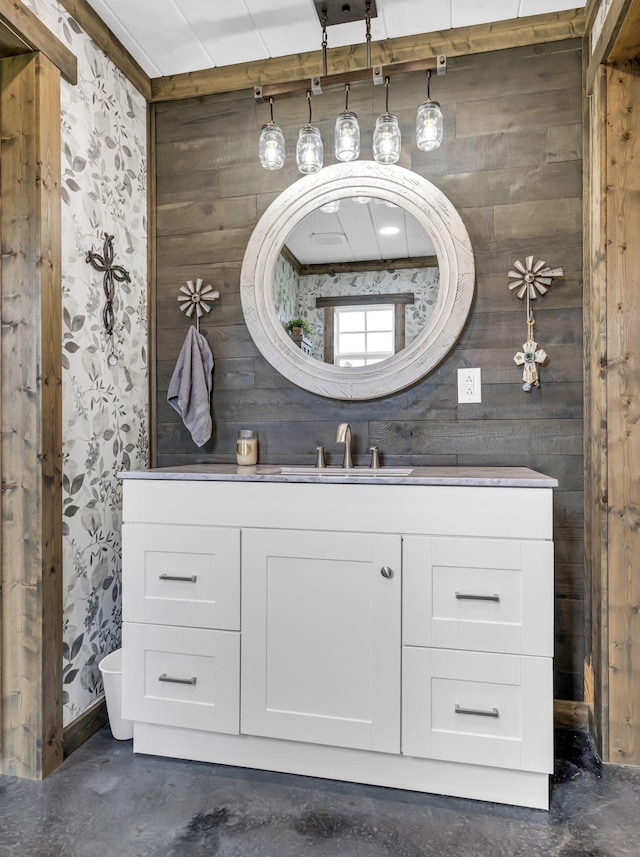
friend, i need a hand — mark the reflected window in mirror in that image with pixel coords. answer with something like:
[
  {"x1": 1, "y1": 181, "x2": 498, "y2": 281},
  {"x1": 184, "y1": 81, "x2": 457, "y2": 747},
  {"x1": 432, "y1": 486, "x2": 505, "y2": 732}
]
[{"x1": 334, "y1": 304, "x2": 395, "y2": 367}]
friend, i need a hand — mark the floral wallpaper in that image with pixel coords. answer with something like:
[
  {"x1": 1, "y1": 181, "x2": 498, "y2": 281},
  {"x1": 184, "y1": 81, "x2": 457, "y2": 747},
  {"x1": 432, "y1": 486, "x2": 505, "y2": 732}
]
[
  {"x1": 26, "y1": 0, "x2": 148, "y2": 724},
  {"x1": 273, "y1": 253, "x2": 299, "y2": 327}
]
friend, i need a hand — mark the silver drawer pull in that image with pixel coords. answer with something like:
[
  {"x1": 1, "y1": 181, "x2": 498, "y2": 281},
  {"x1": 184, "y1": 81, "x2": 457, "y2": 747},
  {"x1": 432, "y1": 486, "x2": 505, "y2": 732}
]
[
  {"x1": 158, "y1": 673, "x2": 197, "y2": 686},
  {"x1": 455, "y1": 704, "x2": 499, "y2": 718},
  {"x1": 159, "y1": 574, "x2": 198, "y2": 583},
  {"x1": 455, "y1": 591, "x2": 500, "y2": 602}
]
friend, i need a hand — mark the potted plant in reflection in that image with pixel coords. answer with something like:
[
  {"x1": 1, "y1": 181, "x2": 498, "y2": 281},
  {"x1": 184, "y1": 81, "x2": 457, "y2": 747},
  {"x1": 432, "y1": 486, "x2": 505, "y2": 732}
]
[{"x1": 286, "y1": 317, "x2": 312, "y2": 338}]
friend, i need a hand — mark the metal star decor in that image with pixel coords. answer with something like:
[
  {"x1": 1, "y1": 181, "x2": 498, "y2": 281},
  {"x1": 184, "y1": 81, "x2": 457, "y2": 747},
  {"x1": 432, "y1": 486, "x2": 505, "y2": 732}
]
[
  {"x1": 86, "y1": 233, "x2": 131, "y2": 366},
  {"x1": 177, "y1": 279, "x2": 220, "y2": 332},
  {"x1": 508, "y1": 256, "x2": 563, "y2": 300}
]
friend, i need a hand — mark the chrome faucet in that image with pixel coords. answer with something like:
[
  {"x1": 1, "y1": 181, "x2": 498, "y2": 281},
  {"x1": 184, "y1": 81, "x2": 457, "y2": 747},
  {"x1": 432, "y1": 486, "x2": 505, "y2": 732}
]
[{"x1": 336, "y1": 422, "x2": 353, "y2": 468}]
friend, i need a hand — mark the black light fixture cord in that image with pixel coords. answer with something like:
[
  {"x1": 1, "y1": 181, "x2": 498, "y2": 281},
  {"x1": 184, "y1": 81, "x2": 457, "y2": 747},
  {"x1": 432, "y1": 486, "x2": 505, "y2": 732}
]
[
  {"x1": 321, "y1": 11, "x2": 328, "y2": 77},
  {"x1": 427, "y1": 69, "x2": 432, "y2": 100},
  {"x1": 344, "y1": 83, "x2": 350, "y2": 112},
  {"x1": 384, "y1": 76, "x2": 390, "y2": 113},
  {"x1": 307, "y1": 90, "x2": 312, "y2": 124},
  {"x1": 269, "y1": 96, "x2": 274, "y2": 124}
]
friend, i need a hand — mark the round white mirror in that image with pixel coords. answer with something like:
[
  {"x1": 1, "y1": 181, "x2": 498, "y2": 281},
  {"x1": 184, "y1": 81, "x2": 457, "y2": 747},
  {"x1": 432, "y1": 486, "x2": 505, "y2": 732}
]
[{"x1": 240, "y1": 161, "x2": 475, "y2": 400}]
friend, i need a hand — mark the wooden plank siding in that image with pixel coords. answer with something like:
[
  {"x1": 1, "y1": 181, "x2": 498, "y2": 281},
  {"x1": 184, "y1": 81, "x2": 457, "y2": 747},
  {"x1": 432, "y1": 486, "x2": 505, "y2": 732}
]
[
  {"x1": 0, "y1": 53, "x2": 63, "y2": 779},
  {"x1": 153, "y1": 38, "x2": 584, "y2": 702}
]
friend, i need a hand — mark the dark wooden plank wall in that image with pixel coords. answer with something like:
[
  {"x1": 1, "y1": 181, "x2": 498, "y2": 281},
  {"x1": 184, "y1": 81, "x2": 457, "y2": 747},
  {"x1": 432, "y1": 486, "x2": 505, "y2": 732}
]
[{"x1": 154, "y1": 39, "x2": 584, "y2": 701}]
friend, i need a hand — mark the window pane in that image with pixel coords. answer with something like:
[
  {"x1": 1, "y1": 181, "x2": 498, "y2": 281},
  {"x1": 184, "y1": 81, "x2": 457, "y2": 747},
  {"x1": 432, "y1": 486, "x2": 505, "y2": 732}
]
[
  {"x1": 368, "y1": 331, "x2": 394, "y2": 352},
  {"x1": 338, "y1": 332, "x2": 366, "y2": 353},
  {"x1": 367, "y1": 309, "x2": 394, "y2": 331},
  {"x1": 338, "y1": 311, "x2": 365, "y2": 332},
  {"x1": 338, "y1": 357, "x2": 366, "y2": 367}
]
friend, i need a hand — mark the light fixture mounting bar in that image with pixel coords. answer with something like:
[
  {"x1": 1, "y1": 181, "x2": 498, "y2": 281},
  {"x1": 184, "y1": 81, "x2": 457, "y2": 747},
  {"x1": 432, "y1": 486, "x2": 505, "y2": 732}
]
[
  {"x1": 254, "y1": 54, "x2": 446, "y2": 103},
  {"x1": 313, "y1": 0, "x2": 377, "y2": 28}
]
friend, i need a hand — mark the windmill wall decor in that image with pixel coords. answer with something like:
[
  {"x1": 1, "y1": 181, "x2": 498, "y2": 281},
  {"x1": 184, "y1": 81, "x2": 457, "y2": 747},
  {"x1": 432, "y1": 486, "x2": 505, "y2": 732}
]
[{"x1": 508, "y1": 256, "x2": 563, "y2": 392}]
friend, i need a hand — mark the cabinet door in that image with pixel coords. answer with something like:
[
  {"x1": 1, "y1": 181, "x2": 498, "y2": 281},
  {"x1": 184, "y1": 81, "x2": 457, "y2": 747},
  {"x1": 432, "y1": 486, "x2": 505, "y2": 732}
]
[
  {"x1": 123, "y1": 523, "x2": 240, "y2": 630},
  {"x1": 241, "y1": 528, "x2": 401, "y2": 753},
  {"x1": 403, "y1": 536, "x2": 553, "y2": 656}
]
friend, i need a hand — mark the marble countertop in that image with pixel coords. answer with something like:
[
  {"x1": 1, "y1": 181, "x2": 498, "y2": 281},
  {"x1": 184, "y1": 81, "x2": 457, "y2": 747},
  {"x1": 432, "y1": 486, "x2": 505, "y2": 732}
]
[{"x1": 119, "y1": 464, "x2": 558, "y2": 488}]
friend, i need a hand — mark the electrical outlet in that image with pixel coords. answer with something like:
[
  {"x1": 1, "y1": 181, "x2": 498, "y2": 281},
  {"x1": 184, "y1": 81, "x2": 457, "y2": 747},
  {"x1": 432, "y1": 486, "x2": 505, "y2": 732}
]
[{"x1": 457, "y1": 367, "x2": 482, "y2": 403}]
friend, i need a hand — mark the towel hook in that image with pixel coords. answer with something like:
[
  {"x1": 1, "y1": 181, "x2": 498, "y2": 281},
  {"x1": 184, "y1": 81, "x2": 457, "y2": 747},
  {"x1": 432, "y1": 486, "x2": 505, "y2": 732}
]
[{"x1": 177, "y1": 279, "x2": 220, "y2": 333}]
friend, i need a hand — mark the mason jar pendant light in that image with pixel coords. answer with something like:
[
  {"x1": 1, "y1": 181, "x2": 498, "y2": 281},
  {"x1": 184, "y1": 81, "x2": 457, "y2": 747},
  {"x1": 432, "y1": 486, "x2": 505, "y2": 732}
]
[
  {"x1": 258, "y1": 97, "x2": 285, "y2": 170},
  {"x1": 296, "y1": 90, "x2": 323, "y2": 174},
  {"x1": 334, "y1": 84, "x2": 360, "y2": 162},
  {"x1": 373, "y1": 76, "x2": 401, "y2": 165},
  {"x1": 416, "y1": 69, "x2": 443, "y2": 152}
]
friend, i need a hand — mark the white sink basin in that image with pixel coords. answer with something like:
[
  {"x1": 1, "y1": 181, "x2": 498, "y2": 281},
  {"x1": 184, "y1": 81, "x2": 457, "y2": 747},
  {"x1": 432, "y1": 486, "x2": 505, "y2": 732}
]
[{"x1": 278, "y1": 466, "x2": 414, "y2": 477}]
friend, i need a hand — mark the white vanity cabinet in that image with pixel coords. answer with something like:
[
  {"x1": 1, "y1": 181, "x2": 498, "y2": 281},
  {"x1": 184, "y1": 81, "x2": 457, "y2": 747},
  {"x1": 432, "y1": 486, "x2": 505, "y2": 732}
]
[{"x1": 120, "y1": 470, "x2": 556, "y2": 810}]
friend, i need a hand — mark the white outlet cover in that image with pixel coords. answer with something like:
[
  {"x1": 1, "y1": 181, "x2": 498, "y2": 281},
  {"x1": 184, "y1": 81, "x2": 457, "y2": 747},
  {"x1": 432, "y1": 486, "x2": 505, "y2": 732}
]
[{"x1": 457, "y1": 367, "x2": 482, "y2": 403}]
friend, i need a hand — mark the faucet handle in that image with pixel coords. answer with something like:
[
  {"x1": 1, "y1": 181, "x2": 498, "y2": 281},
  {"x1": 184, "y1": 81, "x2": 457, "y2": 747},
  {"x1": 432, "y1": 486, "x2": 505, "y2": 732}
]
[
  {"x1": 369, "y1": 446, "x2": 380, "y2": 469},
  {"x1": 315, "y1": 446, "x2": 326, "y2": 468}
]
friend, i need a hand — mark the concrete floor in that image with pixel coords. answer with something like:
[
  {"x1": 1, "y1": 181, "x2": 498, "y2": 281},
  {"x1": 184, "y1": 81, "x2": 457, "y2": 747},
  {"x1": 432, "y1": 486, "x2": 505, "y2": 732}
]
[{"x1": 0, "y1": 728, "x2": 638, "y2": 857}]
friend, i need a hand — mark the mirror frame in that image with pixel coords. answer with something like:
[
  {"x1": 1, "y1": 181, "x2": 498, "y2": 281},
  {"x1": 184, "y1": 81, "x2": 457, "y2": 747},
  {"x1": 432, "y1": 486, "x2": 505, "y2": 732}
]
[{"x1": 240, "y1": 161, "x2": 475, "y2": 400}]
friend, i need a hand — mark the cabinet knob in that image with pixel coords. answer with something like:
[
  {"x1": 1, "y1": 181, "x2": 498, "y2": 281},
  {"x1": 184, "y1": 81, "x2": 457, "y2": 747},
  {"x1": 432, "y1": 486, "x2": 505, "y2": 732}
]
[{"x1": 380, "y1": 566, "x2": 394, "y2": 579}]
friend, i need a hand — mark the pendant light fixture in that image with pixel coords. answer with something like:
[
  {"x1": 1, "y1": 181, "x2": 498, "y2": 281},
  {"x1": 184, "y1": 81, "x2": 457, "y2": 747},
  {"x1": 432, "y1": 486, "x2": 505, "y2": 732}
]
[
  {"x1": 416, "y1": 69, "x2": 443, "y2": 152},
  {"x1": 373, "y1": 76, "x2": 401, "y2": 164},
  {"x1": 258, "y1": 97, "x2": 285, "y2": 170},
  {"x1": 334, "y1": 84, "x2": 360, "y2": 162},
  {"x1": 296, "y1": 90, "x2": 323, "y2": 174}
]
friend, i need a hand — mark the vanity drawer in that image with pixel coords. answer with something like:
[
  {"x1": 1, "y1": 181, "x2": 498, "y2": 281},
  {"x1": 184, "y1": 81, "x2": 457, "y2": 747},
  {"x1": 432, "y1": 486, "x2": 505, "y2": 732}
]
[
  {"x1": 403, "y1": 536, "x2": 553, "y2": 656},
  {"x1": 122, "y1": 524, "x2": 240, "y2": 630},
  {"x1": 122, "y1": 623, "x2": 240, "y2": 734},
  {"x1": 402, "y1": 647, "x2": 552, "y2": 773}
]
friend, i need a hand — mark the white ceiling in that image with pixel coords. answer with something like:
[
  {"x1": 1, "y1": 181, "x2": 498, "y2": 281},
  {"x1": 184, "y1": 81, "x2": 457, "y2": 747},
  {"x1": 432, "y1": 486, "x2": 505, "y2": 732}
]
[
  {"x1": 83, "y1": 0, "x2": 586, "y2": 78},
  {"x1": 287, "y1": 197, "x2": 436, "y2": 265}
]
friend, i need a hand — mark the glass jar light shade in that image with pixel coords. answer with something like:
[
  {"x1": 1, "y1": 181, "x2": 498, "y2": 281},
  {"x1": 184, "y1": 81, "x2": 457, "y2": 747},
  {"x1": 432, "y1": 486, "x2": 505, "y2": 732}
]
[
  {"x1": 416, "y1": 99, "x2": 443, "y2": 152},
  {"x1": 296, "y1": 125, "x2": 323, "y2": 174},
  {"x1": 334, "y1": 110, "x2": 360, "y2": 162},
  {"x1": 259, "y1": 122, "x2": 285, "y2": 170},
  {"x1": 373, "y1": 113, "x2": 401, "y2": 164}
]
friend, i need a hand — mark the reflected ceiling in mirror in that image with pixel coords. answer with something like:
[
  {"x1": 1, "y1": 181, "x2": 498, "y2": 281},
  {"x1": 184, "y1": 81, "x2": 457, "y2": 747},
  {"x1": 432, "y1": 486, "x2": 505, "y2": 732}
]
[
  {"x1": 240, "y1": 162, "x2": 475, "y2": 400},
  {"x1": 275, "y1": 196, "x2": 440, "y2": 366}
]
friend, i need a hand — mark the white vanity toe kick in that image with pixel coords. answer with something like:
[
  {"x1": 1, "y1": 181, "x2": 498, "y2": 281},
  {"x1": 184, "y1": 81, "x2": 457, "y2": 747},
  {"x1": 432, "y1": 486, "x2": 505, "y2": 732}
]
[{"x1": 120, "y1": 466, "x2": 555, "y2": 810}]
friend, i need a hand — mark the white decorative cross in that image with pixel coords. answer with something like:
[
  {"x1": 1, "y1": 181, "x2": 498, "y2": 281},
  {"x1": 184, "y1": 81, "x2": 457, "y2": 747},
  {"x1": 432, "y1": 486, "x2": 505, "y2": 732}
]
[{"x1": 514, "y1": 337, "x2": 547, "y2": 392}]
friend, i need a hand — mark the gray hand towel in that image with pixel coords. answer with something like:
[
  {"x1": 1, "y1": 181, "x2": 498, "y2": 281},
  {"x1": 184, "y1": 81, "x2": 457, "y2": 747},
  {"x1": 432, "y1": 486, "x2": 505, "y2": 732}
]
[{"x1": 167, "y1": 325, "x2": 214, "y2": 447}]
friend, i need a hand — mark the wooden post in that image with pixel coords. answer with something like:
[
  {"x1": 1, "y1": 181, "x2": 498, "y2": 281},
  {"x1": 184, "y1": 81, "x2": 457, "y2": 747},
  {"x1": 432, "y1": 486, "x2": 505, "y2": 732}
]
[
  {"x1": 0, "y1": 52, "x2": 63, "y2": 779},
  {"x1": 605, "y1": 61, "x2": 640, "y2": 765}
]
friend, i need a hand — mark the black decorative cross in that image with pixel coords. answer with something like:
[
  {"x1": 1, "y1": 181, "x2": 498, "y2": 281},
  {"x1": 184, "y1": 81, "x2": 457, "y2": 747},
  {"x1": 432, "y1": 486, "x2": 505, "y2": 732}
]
[{"x1": 86, "y1": 233, "x2": 131, "y2": 363}]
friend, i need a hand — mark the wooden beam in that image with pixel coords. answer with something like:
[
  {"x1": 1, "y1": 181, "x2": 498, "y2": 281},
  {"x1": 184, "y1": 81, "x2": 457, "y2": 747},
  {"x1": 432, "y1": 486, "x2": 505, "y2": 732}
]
[
  {"x1": 606, "y1": 61, "x2": 640, "y2": 765},
  {"x1": 56, "y1": 0, "x2": 150, "y2": 99},
  {"x1": 151, "y1": 8, "x2": 586, "y2": 103},
  {"x1": 316, "y1": 292, "x2": 415, "y2": 307},
  {"x1": 299, "y1": 256, "x2": 439, "y2": 277},
  {"x1": 0, "y1": 52, "x2": 63, "y2": 779},
  {"x1": 0, "y1": 0, "x2": 76, "y2": 83},
  {"x1": 586, "y1": 0, "x2": 634, "y2": 92},
  {"x1": 610, "y1": 0, "x2": 640, "y2": 60}
]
